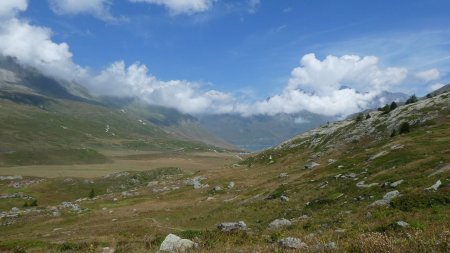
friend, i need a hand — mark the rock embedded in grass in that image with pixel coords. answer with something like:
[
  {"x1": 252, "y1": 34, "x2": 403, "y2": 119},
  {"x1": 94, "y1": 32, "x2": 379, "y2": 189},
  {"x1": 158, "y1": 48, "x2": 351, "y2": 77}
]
[
  {"x1": 396, "y1": 221, "x2": 410, "y2": 228},
  {"x1": 304, "y1": 161, "x2": 320, "y2": 169},
  {"x1": 269, "y1": 218, "x2": 292, "y2": 230},
  {"x1": 390, "y1": 179, "x2": 404, "y2": 188},
  {"x1": 160, "y1": 234, "x2": 197, "y2": 252},
  {"x1": 217, "y1": 221, "x2": 247, "y2": 232},
  {"x1": 369, "y1": 190, "x2": 400, "y2": 207},
  {"x1": 425, "y1": 180, "x2": 442, "y2": 191},
  {"x1": 278, "y1": 237, "x2": 307, "y2": 249}
]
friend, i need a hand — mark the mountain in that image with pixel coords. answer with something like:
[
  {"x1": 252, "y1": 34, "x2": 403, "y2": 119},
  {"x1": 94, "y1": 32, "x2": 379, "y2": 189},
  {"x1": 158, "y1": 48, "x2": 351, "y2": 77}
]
[
  {"x1": 199, "y1": 112, "x2": 334, "y2": 151},
  {"x1": 427, "y1": 83, "x2": 450, "y2": 97},
  {"x1": 199, "y1": 91, "x2": 409, "y2": 151},
  {"x1": 0, "y1": 58, "x2": 235, "y2": 166}
]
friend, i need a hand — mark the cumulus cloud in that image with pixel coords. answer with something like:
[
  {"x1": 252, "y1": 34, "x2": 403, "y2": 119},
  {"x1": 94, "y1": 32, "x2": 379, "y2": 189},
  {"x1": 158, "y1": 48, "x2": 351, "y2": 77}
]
[
  {"x1": 129, "y1": 0, "x2": 213, "y2": 15},
  {"x1": 415, "y1": 68, "x2": 441, "y2": 82},
  {"x1": 231, "y1": 53, "x2": 409, "y2": 116},
  {"x1": 0, "y1": 0, "x2": 27, "y2": 19},
  {"x1": 49, "y1": 0, "x2": 115, "y2": 21},
  {"x1": 287, "y1": 54, "x2": 407, "y2": 95},
  {"x1": 0, "y1": 18, "x2": 86, "y2": 81},
  {"x1": 90, "y1": 61, "x2": 235, "y2": 114}
]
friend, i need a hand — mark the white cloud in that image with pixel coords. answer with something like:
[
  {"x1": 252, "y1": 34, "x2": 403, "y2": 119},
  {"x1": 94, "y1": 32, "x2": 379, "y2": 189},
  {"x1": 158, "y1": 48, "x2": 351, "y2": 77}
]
[
  {"x1": 0, "y1": 0, "x2": 27, "y2": 19},
  {"x1": 90, "y1": 61, "x2": 235, "y2": 114},
  {"x1": 248, "y1": 0, "x2": 260, "y2": 13},
  {"x1": 230, "y1": 54, "x2": 408, "y2": 117},
  {"x1": 49, "y1": 0, "x2": 115, "y2": 21},
  {"x1": 415, "y1": 68, "x2": 441, "y2": 82},
  {"x1": 287, "y1": 53, "x2": 407, "y2": 95},
  {"x1": 0, "y1": 18, "x2": 86, "y2": 81},
  {"x1": 129, "y1": 0, "x2": 213, "y2": 15},
  {"x1": 428, "y1": 83, "x2": 445, "y2": 92}
]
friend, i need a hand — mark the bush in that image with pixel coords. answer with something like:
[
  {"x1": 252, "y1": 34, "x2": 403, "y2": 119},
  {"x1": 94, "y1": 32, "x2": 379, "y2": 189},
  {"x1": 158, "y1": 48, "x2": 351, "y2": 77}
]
[
  {"x1": 391, "y1": 192, "x2": 450, "y2": 212},
  {"x1": 355, "y1": 113, "x2": 364, "y2": 122},
  {"x1": 399, "y1": 122, "x2": 410, "y2": 134},
  {"x1": 389, "y1": 102, "x2": 398, "y2": 111},
  {"x1": 30, "y1": 200, "x2": 38, "y2": 207},
  {"x1": 89, "y1": 188, "x2": 95, "y2": 199},
  {"x1": 366, "y1": 114, "x2": 371, "y2": 119},
  {"x1": 405, "y1": 95, "x2": 418, "y2": 104}
]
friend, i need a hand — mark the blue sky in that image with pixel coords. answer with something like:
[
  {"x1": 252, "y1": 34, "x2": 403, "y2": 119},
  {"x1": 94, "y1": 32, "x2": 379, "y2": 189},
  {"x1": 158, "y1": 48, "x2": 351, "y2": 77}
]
[{"x1": 1, "y1": 0, "x2": 450, "y2": 116}]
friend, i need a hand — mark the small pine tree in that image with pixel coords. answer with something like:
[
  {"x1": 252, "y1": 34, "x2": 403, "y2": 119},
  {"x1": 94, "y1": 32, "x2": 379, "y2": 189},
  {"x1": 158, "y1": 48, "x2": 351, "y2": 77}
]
[
  {"x1": 355, "y1": 113, "x2": 364, "y2": 122},
  {"x1": 405, "y1": 95, "x2": 418, "y2": 104},
  {"x1": 399, "y1": 122, "x2": 410, "y2": 134},
  {"x1": 390, "y1": 129, "x2": 397, "y2": 137},
  {"x1": 426, "y1": 94, "x2": 433, "y2": 99},
  {"x1": 30, "y1": 199, "x2": 38, "y2": 207},
  {"x1": 390, "y1": 101, "x2": 398, "y2": 111},
  {"x1": 89, "y1": 188, "x2": 95, "y2": 199},
  {"x1": 380, "y1": 104, "x2": 390, "y2": 114},
  {"x1": 366, "y1": 114, "x2": 371, "y2": 119}
]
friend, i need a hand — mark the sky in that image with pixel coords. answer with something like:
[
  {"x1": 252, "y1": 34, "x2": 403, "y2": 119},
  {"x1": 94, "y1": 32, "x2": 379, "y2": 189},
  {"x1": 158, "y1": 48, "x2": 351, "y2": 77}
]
[{"x1": 0, "y1": 0, "x2": 449, "y2": 117}]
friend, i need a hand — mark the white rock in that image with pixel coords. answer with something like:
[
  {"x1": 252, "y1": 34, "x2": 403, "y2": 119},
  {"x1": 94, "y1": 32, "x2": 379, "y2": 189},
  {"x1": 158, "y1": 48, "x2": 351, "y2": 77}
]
[
  {"x1": 217, "y1": 221, "x2": 247, "y2": 232},
  {"x1": 228, "y1": 181, "x2": 235, "y2": 189},
  {"x1": 429, "y1": 164, "x2": 450, "y2": 177},
  {"x1": 269, "y1": 218, "x2": 292, "y2": 230},
  {"x1": 356, "y1": 181, "x2": 379, "y2": 188},
  {"x1": 278, "y1": 173, "x2": 288, "y2": 178},
  {"x1": 390, "y1": 179, "x2": 404, "y2": 188},
  {"x1": 304, "y1": 161, "x2": 320, "y2": 169},
  {"x1": 369, "y1": 190, "x2": 400, "y2": 207},
  {"x1": 160, "y1": 234, "x2": 197, "y2": 252},
  {"x1": 425, "y1": 180, "x2": 441, "y2": 191},
  {"x1": 396, "y1": 221, "x2": 410, "y2": 228},
  {"x1": 280, "y1": 195, "x2": 290, "y2": 202},
  {"x1": 368, "y1": 150, "x2": 389, "y2": 161},
  {"x1": 278, "y1": 237, "x2": 307, "y2": 249}
]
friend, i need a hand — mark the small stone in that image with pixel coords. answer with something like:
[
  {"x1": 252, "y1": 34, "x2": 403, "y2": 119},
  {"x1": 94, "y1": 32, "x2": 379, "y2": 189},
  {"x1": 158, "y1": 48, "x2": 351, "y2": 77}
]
[
  {"x1": 356, "y1": 181, "x2": 378, "y2": 188},
  {"x1": 217, "y1": 221, "x2": 247, "y2": 232},
  {"x1": 278, "y1": 237, "x2": 307, "y2": 249},
  {"x1": 278, "y1": 173, "x2": 288, "y2": 178},
  {"x1": 396, "y1": 221, "x2": 410, "y2": 228},
  {"x1": 102, "y1": 247, "x2": 115, "y2": 253},
  {"x1": 213, "y1": 186, "x2": 223, "y2": 191},
  {"x1": 228, "y1": 181, "x2": 235, "y2": 189},
  {"x1": 369, "y1": 190, "x2": 400, "y2": 207},
  {"x1": 280, "y1": 195, "x2": 289, "y2": 202},
  {"x1": 304, "y1": 161, "x2": 320, "y2": 169},
  {"x1": 425, "y1": 180, "x2": 442, "y2": 191},
  {"x1": 390, "y1": 179, "x2": 404, "y2": 188},
  {"x1": 269, "y1": 218, "x2": 292, "y2": 230},
  {"x1": 328, "y1": 159, "x2": 337, "y2": 164}
]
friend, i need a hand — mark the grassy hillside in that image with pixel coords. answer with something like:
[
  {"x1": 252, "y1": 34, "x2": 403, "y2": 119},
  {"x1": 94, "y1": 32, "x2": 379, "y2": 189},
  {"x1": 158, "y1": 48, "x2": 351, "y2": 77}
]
[
  {"x1": 0, "y1": 93, "x2": 448, "y2": 252},
  {"x1": 0, "y1": 90, "x2": 221, "y2": 166}
]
